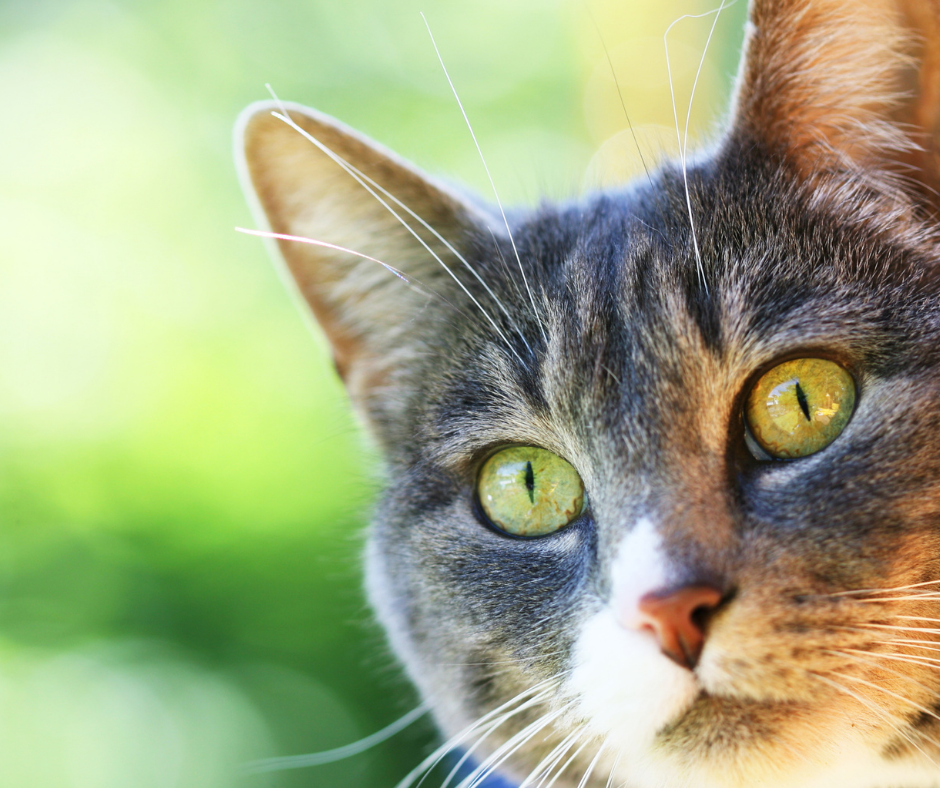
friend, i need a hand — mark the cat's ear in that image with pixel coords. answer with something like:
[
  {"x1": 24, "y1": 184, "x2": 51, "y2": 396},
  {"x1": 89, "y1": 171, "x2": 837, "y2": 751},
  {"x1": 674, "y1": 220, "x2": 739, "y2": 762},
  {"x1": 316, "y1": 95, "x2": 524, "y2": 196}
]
[
  {"x1": 236, "y1": 101, "x2": 489, "y2": 413},
  {"x1": 728, "y1": 0, "x2": 940, "y2": 206}
]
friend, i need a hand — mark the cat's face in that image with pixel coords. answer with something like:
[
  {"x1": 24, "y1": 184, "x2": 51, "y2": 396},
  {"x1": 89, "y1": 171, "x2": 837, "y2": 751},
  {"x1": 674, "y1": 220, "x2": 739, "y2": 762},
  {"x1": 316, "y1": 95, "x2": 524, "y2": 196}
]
[
  {"x1": 364, "y1": 164, "x2": 940, "y2": 788},
  {"x1": 237, "y1": 1, "x2": 940, "y2": 786}
]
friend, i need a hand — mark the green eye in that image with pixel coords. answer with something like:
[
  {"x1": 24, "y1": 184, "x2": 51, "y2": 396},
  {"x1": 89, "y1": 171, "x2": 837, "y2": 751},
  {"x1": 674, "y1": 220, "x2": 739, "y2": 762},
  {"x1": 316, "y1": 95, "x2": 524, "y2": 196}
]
[
  {"x1": 477, "y1": 446, "x2": 585, "y2": 537},
  {"x1": 745, "y1": 358, "x2": 856, "y2": 459}
]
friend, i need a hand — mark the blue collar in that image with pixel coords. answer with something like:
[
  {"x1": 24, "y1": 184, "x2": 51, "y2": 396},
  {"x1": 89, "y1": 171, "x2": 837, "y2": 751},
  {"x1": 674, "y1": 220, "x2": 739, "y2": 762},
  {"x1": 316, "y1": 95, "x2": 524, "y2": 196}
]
[{"x1": 451, "y1": 755, "x2": 518, "y2": 788}]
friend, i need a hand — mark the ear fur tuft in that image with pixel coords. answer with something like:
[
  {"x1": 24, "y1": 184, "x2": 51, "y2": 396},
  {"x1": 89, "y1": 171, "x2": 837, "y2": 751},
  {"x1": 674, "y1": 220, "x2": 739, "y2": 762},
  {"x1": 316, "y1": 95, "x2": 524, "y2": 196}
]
[{"x1": 730, "y1": 0, "x2": 940, "y2": 220}]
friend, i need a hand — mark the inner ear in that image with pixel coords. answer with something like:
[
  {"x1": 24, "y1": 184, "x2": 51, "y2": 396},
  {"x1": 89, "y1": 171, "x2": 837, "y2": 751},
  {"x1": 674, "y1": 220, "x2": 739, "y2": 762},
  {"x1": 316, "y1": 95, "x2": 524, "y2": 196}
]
[
  {"x1": 727, "y1": 0, "x2": 940, "y2": 208},
  {"x1": 235, "y1": 101, "x2": 494, "y2": 408}
]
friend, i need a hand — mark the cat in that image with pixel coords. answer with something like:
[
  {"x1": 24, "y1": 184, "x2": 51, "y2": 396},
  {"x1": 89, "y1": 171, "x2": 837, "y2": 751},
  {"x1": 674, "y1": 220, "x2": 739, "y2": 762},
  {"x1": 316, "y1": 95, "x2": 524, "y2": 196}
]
[{"x1": 235, "y1": 0, "x2": 940, "y2": 786}]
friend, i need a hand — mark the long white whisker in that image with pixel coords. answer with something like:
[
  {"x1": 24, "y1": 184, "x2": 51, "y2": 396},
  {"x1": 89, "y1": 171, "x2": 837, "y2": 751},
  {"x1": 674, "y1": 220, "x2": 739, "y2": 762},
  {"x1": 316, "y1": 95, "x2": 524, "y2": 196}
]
[
  {"x1": 437, "y1": 712, "x2": 523, "y2": 788},
  {"x1": 428, "y1": 687, "x2": 563, "y2": 788},
  {"x1": 236, "y1": 228, "x2": 410, "y2": 284},
  {"x1": 520, "y1": 728, "x2": 582, "y2": 788},
  {"x1": 458, "y1": 703, "x2": 572, "y2": 788},
  {"x1": 832, "y1": 670, "x2": 940, "y2": 726},
  {"x1": 421, "y1": 12, "x2": 548, "y2": 346},
  {"x1": 827, "y1": 649, "x2": 940, "y2": 697},
  {"x1": 393, "y1": 679, "x2": 560, "y2": 788},
  {"x1": 604, "y1": 749, "x2": 622, "y2": 788},
  {"x1": 860, "y1": 624, "x2": 940, "y2": 635},
  {"x1": 879, "y1": 640, "x2": 940, "y2": 653},
  {"x1": 831, "y1": 665, "x2": 940, "y2": 759},
  {"x1": 854, "y1": 595, "x2": 940, "y2": 603},
  {"x1": 438, "y1": 689, "x2": 560, "y2": 788},
  {"x1": 576, "y1": 740, "x2": 606, "y2": 788},
  {"x1": 830, "y1": 580, "x2": 940, "y2": 596},
  {"x1": 682, "y1": 0, "x2": 735, "y2": 164},
  {"x1": 240, "y1": 703, "x2": 429, "y2": 773},
  {"x1": 665, "y1": 7, "x2": 720, "y2": 290},
  {"x1": 838, "y1": 646, "x2": 940, "y2": 673},
  {"x1": 812, "y1": 672, "x2": 940, "y2": 768},
  {"x1": 264, "y1": 104, "x2": 530, "y2": 355},
  {"x1": 363, "y1": 185, "x2": 534, "y2": 354},
  {"x1": 262, "y1": 97, "x2": 527, "y2": 367},
  {"x1": 541, "y1": 735, "x2": 590, "y2": 788}
]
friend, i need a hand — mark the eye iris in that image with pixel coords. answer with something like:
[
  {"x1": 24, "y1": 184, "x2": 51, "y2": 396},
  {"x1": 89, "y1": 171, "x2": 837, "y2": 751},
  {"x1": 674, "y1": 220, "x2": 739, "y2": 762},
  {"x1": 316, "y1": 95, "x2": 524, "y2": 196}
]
[
  {"x1": 477, "y1": 447, "x2": 584, "y2": 537},
  {"x1": 746, "y1": 358, "x2": 856, "y2": 459}
]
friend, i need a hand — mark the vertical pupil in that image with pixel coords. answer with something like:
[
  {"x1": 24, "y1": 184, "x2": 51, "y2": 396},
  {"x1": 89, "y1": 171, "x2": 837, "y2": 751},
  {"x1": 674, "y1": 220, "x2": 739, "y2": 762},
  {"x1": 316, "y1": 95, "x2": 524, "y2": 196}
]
[
  {"x1": 795, "y1": 381, "x2": 811, "y2": 422},
  {"x1": 524, "y1": 460, "x2": 535, "y2": 503}
]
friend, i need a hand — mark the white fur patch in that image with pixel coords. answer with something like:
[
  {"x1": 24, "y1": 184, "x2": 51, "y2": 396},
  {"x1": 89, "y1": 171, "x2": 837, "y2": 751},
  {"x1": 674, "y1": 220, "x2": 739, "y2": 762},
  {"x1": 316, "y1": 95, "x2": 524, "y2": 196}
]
[
  {"x1": 608, "y1": 517, "x2": 670, "y2": 632},
  {"x1": 567, "y1": 519, "x2": 699, "y2": 776}
]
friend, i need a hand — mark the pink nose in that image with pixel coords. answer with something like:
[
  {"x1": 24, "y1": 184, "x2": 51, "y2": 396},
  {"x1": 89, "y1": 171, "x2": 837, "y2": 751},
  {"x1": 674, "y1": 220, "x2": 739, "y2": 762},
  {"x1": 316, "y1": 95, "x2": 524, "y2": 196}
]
[{"x1": 638, "y1": 585, "x2": 723, "y2": 669}]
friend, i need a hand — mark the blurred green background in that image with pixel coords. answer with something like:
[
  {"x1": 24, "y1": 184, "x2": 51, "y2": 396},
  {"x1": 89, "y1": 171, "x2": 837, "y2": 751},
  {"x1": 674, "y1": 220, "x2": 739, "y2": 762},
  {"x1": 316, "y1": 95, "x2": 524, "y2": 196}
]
[{"x1": 0, "y1": 0, "x2": 745, "y2": 785}]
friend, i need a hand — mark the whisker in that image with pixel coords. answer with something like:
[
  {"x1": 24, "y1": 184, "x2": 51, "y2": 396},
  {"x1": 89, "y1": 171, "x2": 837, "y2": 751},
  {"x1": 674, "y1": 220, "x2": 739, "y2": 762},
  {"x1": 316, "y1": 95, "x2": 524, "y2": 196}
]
[
  {"x1": 839, "y1": 646, "x2": 940, "y2": 672},
  {"x1": 826, "y1": 649, "x2": 940, "y2": 697},
  {"x1": 438, "y1": 702, "x2": 542, "y2": 788},
  {"x1": 859, "y1": 623, "x2": 940, "y2": 635},
  {"x1": 665, "y1": 3, "x2": 731, "y2": 291},
  {"x1": 829, "y1": 580, "x2": 940, "y2": 596},
  {"x1": 485, "y1": 229, "x2": 530, "y2": 326},
  {"x1": 450, "y1": 687, "x2": 569, "y2": 785},
  {"x1": 576, "y1": 740, "x2": 605, "y2": 788},
  {"x1": 812, "y1": 672, "x2": 940, "y2": 768},
  {"x1": 267, "y1": 107, "x2": 531, "y2": 355},
  {"x1": 520, "y1": 727, "x2": 582, "y2": 788},
  {"x1": 539, "y1": 732, "x2": 589, "y2": 788},
  {"x1": 237, "y1": 227, "x2": 411, "y2": 283},
  {"x1": 236, "y1": 227, "x2": 465, "y2": 321},
  {"x1": 421, "y1": 12, "x2": 549, "y2": 347},
  {"x1": 393, "y1": 678, "x2": 560, "y2": 788},
  {"x1": 438, "y1": 673, "x2": 571, "y2": 788},
  {"x1": 853, "y1": 595, "x2": 940, "y2": 603},
  {"x1": 585, "y1": 6, "x2": 654, "y2": 189},
  {"x1": 240, "y1": 703, "x2": 429, "y2": 773},
  {"x1": 684, "y1": 0, "x2": 734, "y2": 291},
  {"x1": 604, "y1": 748, "x2": 622, "y2": 788},
  {"x1": 830, "y1": 669, "x2": 940, "y2": 726},
  {"x1": 828, "y1": 656, "x2": 940, "y2": 759},
  {"x1": 458, "y1": 702, "x2": 573, "y2": 788},
  {"x1": 831, "y1": 624, "x2": 895, "y2": 639},
  {"x1": 263, "y1": 94, "x2": 527, "y2": 367},
  {"x1": 682, "y1": 0, "x2": 734, "y2": 162},
  {"x1": 878, "y1": 640, "x2": 940, "y2": 653}
]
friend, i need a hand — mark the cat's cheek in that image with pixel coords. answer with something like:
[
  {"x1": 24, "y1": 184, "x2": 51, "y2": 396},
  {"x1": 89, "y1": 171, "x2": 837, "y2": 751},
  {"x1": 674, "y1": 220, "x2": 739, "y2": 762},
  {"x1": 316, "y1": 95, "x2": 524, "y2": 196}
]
[{"x1": 566, "y1": 609, "x2": 699, "y2": 753}]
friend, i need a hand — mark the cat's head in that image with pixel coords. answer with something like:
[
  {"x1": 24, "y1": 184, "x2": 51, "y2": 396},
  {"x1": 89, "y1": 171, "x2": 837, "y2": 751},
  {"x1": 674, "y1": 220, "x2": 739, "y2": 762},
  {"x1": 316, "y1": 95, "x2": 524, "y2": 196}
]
[{"x1": 236, "y1": 1, "x2": 940, "y2": 786}]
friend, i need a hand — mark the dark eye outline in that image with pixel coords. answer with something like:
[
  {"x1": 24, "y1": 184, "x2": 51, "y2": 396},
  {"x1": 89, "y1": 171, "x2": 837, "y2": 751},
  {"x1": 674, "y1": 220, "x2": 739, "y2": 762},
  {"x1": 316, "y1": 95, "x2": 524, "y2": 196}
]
[
  {"x1": 472, "y1": 444, "x2": 589, "y2": 539},
  {"x1": 740, "y1": 355, "x2": 858, "y2": 463}
]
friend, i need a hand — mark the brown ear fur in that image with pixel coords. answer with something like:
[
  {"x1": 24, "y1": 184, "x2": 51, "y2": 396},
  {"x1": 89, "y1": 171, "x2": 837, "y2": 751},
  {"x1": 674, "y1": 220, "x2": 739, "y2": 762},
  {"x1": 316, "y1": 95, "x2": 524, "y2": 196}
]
[
  {"x1": 731, "y1": 0, "x2": 940, "y2": 209},
  {"x1": 236, "y1": 102, "x2": 489, "y2": 410}
]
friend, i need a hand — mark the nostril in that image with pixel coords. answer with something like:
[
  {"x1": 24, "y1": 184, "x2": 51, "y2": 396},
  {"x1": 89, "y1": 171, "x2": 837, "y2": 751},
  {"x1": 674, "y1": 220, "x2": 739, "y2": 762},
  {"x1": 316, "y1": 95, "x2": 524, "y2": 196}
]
[
  {"x1": 690, "y1": 600, "x2": 716, "y2": 633},
  {"x1": 637, "y1": 585, "x2": 723, "y2": 670}
]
